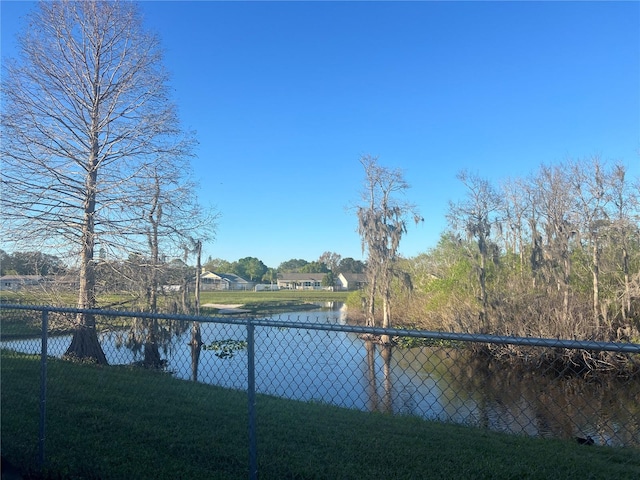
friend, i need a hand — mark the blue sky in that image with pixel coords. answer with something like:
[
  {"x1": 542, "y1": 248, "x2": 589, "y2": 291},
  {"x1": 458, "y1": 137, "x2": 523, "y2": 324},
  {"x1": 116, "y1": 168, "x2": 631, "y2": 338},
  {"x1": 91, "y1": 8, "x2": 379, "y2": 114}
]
[{"x1": 2, "y1": 1, "x2": 639, "y2": 269}]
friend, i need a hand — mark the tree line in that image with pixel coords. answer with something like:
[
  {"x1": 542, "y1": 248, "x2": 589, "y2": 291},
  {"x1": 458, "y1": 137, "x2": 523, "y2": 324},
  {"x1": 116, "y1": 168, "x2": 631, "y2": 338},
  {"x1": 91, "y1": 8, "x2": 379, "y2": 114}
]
[
  {"x1": 0, "y1": 249, "x2": 365, "y2": 287},
  {"x1": 202, "y1": 254, "x2": 365, "y2": 283},
  {"x1": 0, "y1": 250, "x2": 67, "y2": 277},
  {"x1": 351, "y1": 155, "x2": 639, "y2": 373},
  {"x1": 390, "y1": 158, "x2": 640, "y2": 346}
]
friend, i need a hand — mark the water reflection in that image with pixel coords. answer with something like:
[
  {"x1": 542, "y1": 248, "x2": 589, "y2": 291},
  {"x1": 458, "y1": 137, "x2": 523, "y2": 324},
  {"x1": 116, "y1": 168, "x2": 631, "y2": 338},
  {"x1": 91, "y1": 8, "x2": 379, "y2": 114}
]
[
  {"x1": 189, "y1": 321, "x2": 202, "y2": 382},
  {"x1": 375, "y1": 346, "x2": 640, "y2": 447},
  {"x1": 113, "y1": 316, "x2": 189, "y2": 368},
  {"x1": 2, "y1": 305, "x2": 639, "y2": 447}
]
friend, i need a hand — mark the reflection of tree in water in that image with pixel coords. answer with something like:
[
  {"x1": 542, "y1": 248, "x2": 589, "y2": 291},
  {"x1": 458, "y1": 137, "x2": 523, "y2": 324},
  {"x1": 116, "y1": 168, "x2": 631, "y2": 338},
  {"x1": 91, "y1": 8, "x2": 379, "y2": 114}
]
[
  {"x1": 115, "y1": 317, "x2": 189, "y2": 369},
  {"x1": 361, "y1": 343, "x2": 640, "y2": 446},
  {"x1": 365, "y1": 340, "x2": 378, "y2": 412},
  {"x1": 364, "y1": 340, "x2": 394, "y2": 414},
  {"x1": 433, "y1": 349, "x2": 640, "y2": 446},
  {"x1": 190, "y1": 321, "x2": 202, "y2": 382}
]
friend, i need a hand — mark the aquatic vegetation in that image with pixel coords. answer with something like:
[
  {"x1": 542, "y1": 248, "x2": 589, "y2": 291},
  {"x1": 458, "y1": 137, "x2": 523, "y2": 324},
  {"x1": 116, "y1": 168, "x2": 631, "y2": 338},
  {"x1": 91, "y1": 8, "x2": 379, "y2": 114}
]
[{"x1": 203, "y1": 339, "x2": 248, "y2": 359}]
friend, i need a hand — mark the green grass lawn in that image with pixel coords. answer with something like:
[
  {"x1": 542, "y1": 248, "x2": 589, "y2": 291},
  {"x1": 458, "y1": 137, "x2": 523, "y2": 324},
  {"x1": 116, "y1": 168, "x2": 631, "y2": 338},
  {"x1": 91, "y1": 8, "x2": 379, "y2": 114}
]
[
  {"x1": 0, "y1": 290, "x2": 351, "y2": 338},
  {"x1": 0, "y1": 289, "x2": 350, "y2": 308},
  {"x1": 200, "y1": 290, "x2": 349, "y2": 314},
  {"x1": 2, "y1": 350, "x2": 639, "y2": 479}
]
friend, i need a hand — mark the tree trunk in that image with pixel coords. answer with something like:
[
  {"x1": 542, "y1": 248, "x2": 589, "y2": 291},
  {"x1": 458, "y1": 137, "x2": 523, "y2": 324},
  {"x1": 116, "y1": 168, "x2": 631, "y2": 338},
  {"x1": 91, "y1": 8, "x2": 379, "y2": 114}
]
[
  {"x1": 562, "y1": 243, "x2": 571, "y2": 325},
  {"x1": 147, "y1": 174, "x2": 161, "y2": 313},
  {"x1": 381, "y1": 344, "x2": 393, "y2": 413},
  {"x1": 622, "y1": 245, "x2": 631, "y2": 319},
  {"x1": 479, "y1": 244, "x2": 488, "y2": 332},
  {"x1": 143, "y1": 319, "x2": 162, "y2": 368},
  {"x1": 591, "y1": 241, "x2": 600, "y2": 335},
  {"x1": 190, "y1": 322, "x2": 202, "y2": 382},
  {"x1": 65, "y1": 137, "x2": 107, "y2": 364},
  {"x1": 141, "y1": 177, "x2": 162, "y2": 367},
  {"x1": 381, "y1": 288, "x2": 391, "y2": 345},
  {"x1": 195, "y1": 240, "x2": 202, "y2": 315},
  {"x1": 366, "y1": 275, "x2": 377, "y2": 328},
  {"x1": 65, "y1": 313, "x2": 107, "y2": 364}
]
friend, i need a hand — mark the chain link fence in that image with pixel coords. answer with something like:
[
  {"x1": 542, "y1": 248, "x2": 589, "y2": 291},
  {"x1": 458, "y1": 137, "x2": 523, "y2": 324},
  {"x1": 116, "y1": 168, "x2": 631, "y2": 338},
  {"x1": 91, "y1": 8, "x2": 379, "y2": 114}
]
[{"x1": 1, "y1": 303, "x2": 639, "y2": 478}]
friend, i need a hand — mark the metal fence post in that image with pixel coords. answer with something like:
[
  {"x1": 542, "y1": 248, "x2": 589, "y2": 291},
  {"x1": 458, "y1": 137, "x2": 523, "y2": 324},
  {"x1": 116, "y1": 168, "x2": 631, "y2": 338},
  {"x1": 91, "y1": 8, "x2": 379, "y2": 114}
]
[
  {"x1": 247, "y1": 318, "x2": 257, "y2": 480},
  {"x1": 39, "y1": 309, "x2": 48, "y2": 468}
]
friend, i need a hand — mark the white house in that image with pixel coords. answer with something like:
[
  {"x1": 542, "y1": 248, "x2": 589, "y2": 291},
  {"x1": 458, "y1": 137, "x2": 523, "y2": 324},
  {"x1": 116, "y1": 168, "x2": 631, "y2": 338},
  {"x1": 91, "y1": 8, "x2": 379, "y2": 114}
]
[
  {"x1": 336, "y1": 273, "x2": 367, "y2": 291},
  {"x1": 0, "y1": 275, "x2": 46, "y2": 291},
  {"x1": 276, "y1": 273, "x2": 326, "y2": 290},
  {"x1": 199, "y1": 270, "x2": 254, "y2": 291}
]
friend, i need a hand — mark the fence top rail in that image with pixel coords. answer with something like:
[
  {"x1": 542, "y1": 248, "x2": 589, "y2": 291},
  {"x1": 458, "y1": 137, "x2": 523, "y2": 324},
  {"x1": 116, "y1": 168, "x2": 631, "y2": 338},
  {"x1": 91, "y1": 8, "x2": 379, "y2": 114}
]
[{"x1": 1, "y1": 303, "x2": 639, "y2": 353}]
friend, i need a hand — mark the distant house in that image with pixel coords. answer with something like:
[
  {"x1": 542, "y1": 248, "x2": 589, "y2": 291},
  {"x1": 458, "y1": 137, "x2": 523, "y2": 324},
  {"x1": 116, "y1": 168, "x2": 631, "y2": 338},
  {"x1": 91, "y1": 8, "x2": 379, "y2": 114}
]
[
  {"x1": 52, "y1": 274, "x2": 80, "y2": 291},
  {"x1": 0, "y1": 275, "x2": 46, "y2": 291},
  {"x1": 277, "y1": 273, "x2": 327, "y2": 290},
  {"x1": 336, "y1": 273, "x2": 367, "y2": 291},
  {"x1": 199, "y1": 270, "x2": 254, "y2": 291},
  {"x1": 0, "y1": 274, "x2": 81, "y2": 291}
]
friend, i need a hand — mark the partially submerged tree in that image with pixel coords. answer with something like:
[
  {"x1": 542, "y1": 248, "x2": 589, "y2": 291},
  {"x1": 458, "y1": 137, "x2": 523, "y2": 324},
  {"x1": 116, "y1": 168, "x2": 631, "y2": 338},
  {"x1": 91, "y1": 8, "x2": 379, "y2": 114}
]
[
  {"x1": 134, "y1": 157, "x2": 218, "y2": 313},
  {"x1": 1, "y1": 1, "x2": 194, "y2": 363},
  {"x1": 357, "y1": 155, "x2": 422, "y2": 339},
  {"x1": 130, "y1": 158, "x2": 217, "y2": 368}
]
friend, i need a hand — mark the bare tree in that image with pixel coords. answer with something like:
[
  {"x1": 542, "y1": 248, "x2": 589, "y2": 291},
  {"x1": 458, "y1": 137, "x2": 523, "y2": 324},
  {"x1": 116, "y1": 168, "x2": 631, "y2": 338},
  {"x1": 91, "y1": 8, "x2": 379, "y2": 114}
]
[
  {"x1": 606, "y1": 163, "x2": 640, "y2": 324},
  {"x1": 1, "y1": 1, "x2": 191, "y2": 363},
  {"x1": 500, "y1": 177, "x2": 531, "y2": 274},
  {"x1": 534, "y1": 164, "x2": 576, "y2": 327},
  {"x1": 357, "y1": 155, "x2": 421, "y2": 341},
  {"x1": 190, "y1": 239, "x2": 203, "y2": 381},
  {"x1": 447, "y1": 170, "x2": 501, "y2": 331},
  {"x1": 134, "y1": 158, "x2": 218, "y2": 313},
  {"x1": 133, "y1": 159, "x2": 217, "y2": 368},
  {"x1": 569, "y1": 157, "x2": 610, "y2": 332}
]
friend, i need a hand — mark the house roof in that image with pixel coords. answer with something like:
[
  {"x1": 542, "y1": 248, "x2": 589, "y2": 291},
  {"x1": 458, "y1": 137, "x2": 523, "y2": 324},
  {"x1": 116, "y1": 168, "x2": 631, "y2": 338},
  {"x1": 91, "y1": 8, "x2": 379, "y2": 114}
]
[
  {"x1": 277, "y1": 273, "x2": 327, "y2": 282},
  {"x1": 51, "y1": 275, "x2": 79, "y2": 285},
  {"x1": 215, "y1": 272, "x2": 252, "y2": 284},
  {"x1": 0, "y1": 275, "x2": 45, "y2": 281},
  {"x1": 200, "y1": 271, "x2": 252, "y2": 284},
  {"x1": 338, "y1": 273, "x2": 367, "y2": 283}
]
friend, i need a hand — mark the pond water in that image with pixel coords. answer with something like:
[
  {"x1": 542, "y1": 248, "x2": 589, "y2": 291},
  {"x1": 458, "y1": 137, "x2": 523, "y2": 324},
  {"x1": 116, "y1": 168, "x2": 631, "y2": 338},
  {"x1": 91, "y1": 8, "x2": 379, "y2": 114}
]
[{"x1": 3, "y1": 304, "x2": 639, "y2": 447}]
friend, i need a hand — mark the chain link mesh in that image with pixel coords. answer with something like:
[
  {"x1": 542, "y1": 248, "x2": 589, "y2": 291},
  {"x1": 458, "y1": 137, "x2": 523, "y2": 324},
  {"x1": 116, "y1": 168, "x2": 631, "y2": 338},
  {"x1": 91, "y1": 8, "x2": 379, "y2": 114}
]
[{"x1": 2, "y1": 304, "x2": 639, "y2": 473}]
